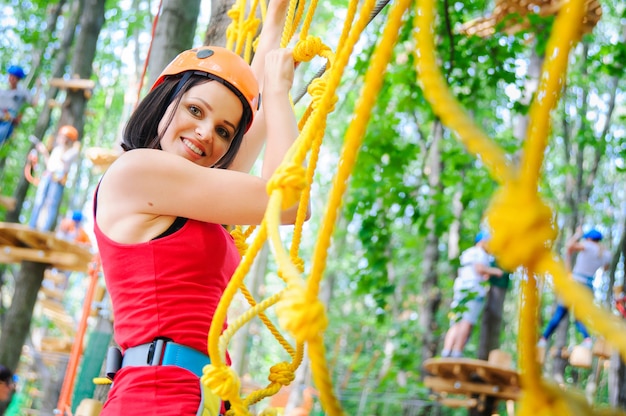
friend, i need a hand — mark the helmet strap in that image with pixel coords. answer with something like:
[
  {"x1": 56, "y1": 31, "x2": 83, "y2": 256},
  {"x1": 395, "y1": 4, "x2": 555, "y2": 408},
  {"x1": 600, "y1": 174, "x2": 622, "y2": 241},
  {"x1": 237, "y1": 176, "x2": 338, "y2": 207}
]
[{"x1": 168, "y1": 72, "x2": 194, "y2": 105}]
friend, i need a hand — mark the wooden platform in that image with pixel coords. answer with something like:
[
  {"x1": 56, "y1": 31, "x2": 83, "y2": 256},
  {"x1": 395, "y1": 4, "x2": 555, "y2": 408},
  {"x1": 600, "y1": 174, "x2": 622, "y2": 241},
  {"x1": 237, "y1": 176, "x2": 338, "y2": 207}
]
[
  {"x1": 0, "y1": 222, "x2": 92, "y2": 272},
  {"x1": 423, "y1": 357, "x2": 521, "y2": 408},
  {"x1": 49, "y1": 78, "x2": 96, "y2": 91},
  {"x1": 85, "y1": 147, "x2": 121, "y2": 172},
  {"x1": 459, "y1": 0, "x2": 602, "y2": 37}
]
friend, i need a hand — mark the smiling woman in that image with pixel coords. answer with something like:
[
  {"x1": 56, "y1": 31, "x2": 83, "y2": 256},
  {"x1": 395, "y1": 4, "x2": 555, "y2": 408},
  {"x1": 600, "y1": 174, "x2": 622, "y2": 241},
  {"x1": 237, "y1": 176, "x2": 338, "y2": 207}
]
[{"x1": 92, "y1": 0, "x2": 305, "y2": 414}]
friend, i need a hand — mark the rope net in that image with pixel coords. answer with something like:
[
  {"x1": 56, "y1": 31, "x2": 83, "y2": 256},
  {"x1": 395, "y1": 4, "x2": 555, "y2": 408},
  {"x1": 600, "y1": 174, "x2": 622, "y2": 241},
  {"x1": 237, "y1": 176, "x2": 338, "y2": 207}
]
[
  {"x1": 416, "y1": 0, "x2": 626, "y2": 415},
  {"x1": 113, "y1": 0, "x2": 625, "y2": 415},
  {"x1": 205, "y1": 0, "x2": 411, "y2": 413}
]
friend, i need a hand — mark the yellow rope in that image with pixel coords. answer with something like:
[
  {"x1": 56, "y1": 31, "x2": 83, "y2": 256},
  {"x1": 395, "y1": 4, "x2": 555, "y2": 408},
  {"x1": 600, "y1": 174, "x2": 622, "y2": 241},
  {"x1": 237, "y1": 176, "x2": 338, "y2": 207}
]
[
  {"x1": 415, "y1": 0, "x2": 626, "y2": 414},
  {"x1": 201, "y1": 0, "x2": 410, "y2": 412},
  {"x1": 195, "y1": 0, "x2": 626, "y2": 413}
]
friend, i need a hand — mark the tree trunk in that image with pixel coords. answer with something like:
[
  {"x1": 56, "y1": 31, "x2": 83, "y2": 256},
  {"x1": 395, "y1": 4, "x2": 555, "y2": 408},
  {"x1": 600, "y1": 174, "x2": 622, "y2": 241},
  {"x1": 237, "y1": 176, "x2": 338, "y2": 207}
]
[
  {"x1": 3, "y1": 1, "x2": 107, "y2": 411},
  {"x1": 472, "y1": 275, "x2": 510, "y2": 416},
  {"x1": 419, "y1": 121, "x2": 443, "y2": 369},
  {"x1": 608, "y1": 212, "x2": 626, "y2": 408},
  {"x1": 551, "y1": 308, "x2": 570, "y2": 380},
  {"x1": 0, "y1": 262, "x2": 49, "y2": 416},
  {"x1": 0, "y1": 261, "x2": 49, "y2": 370},
  {"x1": 25, "y1": 1, "x2": 67, "y2": 89},
  {"x1": 6, "y1": 0, "x2": 82, "y2": 224},
  {"x1": 36, "y1": 0, "x2": 105, "y2": 233},
  {"x1": 146, "y1": 0, "x2": 202, "y2": 87},
  {"x1": 610, "y1": 351, "x2": 626, "y2": 410},
  {"x1": 477, "y1": 285, "x2": 507, "y2": 361},
  {"x1": 204, "y1": 0, "x2": 236, "y2": 47}
]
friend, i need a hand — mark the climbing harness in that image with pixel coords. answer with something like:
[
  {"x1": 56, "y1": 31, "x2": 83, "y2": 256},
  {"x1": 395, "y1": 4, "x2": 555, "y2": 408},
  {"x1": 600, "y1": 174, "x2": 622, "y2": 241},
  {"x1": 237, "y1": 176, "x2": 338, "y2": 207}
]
[
  {"x1": 106, "y1": 338, "x2": 222, "y2": 416},
  {"x1": 120, "y1": 339, "x2": 211, "y2": 377}
]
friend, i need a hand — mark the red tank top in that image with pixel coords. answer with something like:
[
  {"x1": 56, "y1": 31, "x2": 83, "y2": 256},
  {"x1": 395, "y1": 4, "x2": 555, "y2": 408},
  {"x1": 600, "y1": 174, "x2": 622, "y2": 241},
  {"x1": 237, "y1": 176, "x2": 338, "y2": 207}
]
[{"x1": 94, "y1": 213, "x2": 240, "y2": 415}]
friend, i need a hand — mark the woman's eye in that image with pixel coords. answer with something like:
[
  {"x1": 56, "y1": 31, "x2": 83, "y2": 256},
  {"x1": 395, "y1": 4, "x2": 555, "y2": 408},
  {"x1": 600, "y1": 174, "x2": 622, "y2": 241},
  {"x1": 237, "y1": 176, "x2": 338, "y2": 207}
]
[
  {"x1": 188, "y1": 105, "x2": 201, "y2": 117},
  {"x1": 216, "y1": 127, "x2": 231, "y2": 139}
]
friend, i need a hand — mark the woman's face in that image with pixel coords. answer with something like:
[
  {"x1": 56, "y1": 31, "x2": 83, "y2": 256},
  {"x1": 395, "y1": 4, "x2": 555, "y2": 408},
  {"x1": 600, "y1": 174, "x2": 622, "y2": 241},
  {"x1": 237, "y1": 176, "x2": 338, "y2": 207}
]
[
  {"x1": 56, "y1": 133, "x2": 71, "y2": 147},
  {"x1": 159, "y1": 81, "x2": 243, "y2": 167}
]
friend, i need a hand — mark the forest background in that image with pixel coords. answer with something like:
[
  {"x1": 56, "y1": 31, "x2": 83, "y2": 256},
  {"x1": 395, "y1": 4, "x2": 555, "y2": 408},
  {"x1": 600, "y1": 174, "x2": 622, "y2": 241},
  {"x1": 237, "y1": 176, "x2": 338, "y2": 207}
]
[{"x1": 0, "y1": 0, "x2": 625, "y2": 415}]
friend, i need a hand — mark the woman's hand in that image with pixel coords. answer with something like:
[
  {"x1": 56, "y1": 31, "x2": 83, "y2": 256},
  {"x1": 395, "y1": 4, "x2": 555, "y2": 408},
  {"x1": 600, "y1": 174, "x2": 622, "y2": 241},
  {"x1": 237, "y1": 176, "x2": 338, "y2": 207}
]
[{"x1": 263, "y1": 48, "x2": 295, "y2": 95}]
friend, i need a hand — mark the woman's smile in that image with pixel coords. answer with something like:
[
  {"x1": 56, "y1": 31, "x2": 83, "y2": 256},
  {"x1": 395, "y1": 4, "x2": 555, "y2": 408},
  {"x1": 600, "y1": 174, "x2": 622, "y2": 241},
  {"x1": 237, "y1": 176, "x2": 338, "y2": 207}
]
[{"x1": 182, "y1": 137, "x2": 205, "y2": 157}]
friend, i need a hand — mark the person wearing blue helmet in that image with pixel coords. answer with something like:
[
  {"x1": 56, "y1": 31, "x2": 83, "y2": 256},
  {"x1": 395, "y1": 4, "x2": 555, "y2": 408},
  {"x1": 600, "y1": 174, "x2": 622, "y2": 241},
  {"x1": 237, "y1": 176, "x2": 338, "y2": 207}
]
[
  {"x1": 538, "y1": 226, "x2": 611, "y2": 350},
  {"x1": 0, "y1": 65, "x2": 35, "y2": 144},
  {"x1": 441, "y1": 230, "x2": 503, "y2": 358}
]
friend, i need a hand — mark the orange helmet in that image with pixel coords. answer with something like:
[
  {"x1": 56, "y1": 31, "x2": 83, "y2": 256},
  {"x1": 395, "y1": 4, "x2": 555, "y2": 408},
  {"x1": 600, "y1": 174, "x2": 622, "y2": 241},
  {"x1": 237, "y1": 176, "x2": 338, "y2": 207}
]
[
  {"x1": 151, "y1": 46, "x2": 260, "y2": 132},
  {"x1": 59, "y1": 125, "x2": 79, "y2": 141}
]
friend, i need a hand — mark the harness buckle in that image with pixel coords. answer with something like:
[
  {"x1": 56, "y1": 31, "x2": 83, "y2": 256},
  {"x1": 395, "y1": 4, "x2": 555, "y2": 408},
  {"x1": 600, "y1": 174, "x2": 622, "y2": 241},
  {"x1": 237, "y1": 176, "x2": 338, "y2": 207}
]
[{"x1": 147, "y1": 337, "x2": 170, "y2": 365}]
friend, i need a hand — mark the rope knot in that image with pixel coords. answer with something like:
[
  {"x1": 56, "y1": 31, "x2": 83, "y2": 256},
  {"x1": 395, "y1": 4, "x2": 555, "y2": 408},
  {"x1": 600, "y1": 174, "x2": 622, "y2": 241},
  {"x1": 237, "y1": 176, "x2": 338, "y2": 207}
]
[
  {"x1": 276, "y1": 283, "x2": 328, "y2": 343},
  {"x1": 227, "y1": 5, "x2": 240, "y2": 20},
  {"x1": 308, "y1": 77, "x2": 338, "y2": 112},
  {"x1": 243, "y1": 17, "x2": 260, "y2": 34},
  {"x1": 293, "y1": 36, "x2": 328, "y2": 62},
  {"x1": 230, "y1": 226, "x2": 249, "y2": 254},
  {"x1": 292, "y1": 256, "x2": 305, "y2": 273},
  {"x1": 268, "y1": 362, "x2": 295, "y2": 386},
  {"x1": 266, "y1": 163, "x2": 307, "y2": 209},
  {"x1": 201, "y1": 364, "x2": 241, "y2": 400},
  {"x1": 486, "y1": 183, "x2": 557, "y2": 271}
]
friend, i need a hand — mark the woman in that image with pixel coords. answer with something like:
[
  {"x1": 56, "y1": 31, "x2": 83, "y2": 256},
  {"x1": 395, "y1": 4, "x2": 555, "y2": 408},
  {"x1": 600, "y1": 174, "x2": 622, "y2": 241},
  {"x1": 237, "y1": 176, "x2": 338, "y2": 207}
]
[
  {"x1": 95, "y1": 1, "x2": 301, "y2": 413},
  {"x1": 441, "y1": 231, "x2": 502, "y2": 358},
  {"x1": 29, "y1": 124, "x2": 80, "y2": 231}
]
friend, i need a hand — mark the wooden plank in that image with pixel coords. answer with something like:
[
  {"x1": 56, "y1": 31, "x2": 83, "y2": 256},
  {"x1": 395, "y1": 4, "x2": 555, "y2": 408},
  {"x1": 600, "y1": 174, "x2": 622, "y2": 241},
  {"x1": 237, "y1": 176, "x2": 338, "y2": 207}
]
[
  {"x1": 15, "y1": 228, "x2": 55, "y2": 249},
  {"x1": 0, "y1": 246, "x2": 81, "y2": 268},
  {"x1": 41, "y1": 336, "x2": 73, "y2": 353},
  {"x1": 440, "y1": 397, "x2": 478, "y2": 408},
  {"x1": 0, "y1": 222, "x2": 92, "y2": 271},
  {"x1": 49, "y1": 78, "x2": 96, "y2": 90},
  {"x1": 0, "y1": 233, "x2": 18, "y2": 246},
  {"x1": 39, "y1": 301, "x2": 75, "y2": 335},
  {"x1": 44, "y1": 270, "x2": 67, "y2": 285},
  {"x1": 424, "y1": 376, "x2": 521, "y2": 401},
  {"x1": 40, "y1": 286, "x2": 65, "y2": 302},
  {"x1": 424, "y1": 357, "x2": 520, "y2": 386}
]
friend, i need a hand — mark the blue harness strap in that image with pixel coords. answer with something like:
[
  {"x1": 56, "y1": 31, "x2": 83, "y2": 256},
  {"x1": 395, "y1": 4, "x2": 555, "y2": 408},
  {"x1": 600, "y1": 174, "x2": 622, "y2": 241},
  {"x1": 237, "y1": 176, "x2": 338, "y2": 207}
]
[
  {"x1": 121, "y1": 339, "x2": 211, "y2": 377},
  {"x1": 110, "y1": 339, "x2": 222, "y2": 415},
  {"x1": 161, "y1": 342, "x2": 212, "y2": 377}
]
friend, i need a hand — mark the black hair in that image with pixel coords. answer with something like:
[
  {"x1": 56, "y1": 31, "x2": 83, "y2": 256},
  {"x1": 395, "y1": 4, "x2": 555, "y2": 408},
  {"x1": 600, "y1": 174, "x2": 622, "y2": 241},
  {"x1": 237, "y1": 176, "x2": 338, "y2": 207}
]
[
  {"x1": 0, "y1": 366, "x2": 12, "y2": 384},
  {"x1": 121, "y1": 72, "x2": 252, "y2": 169}
]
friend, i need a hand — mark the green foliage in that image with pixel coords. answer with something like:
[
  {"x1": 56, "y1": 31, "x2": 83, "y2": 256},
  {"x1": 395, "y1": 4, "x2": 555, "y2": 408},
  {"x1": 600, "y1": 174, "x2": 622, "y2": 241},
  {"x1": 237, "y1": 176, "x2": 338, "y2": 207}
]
[
  {"x1": 324, "y1": 0, "x2": 626, "y2": 409},
  {"x1": 2, "y1": 0, "x2": 626, "y2": 412}
]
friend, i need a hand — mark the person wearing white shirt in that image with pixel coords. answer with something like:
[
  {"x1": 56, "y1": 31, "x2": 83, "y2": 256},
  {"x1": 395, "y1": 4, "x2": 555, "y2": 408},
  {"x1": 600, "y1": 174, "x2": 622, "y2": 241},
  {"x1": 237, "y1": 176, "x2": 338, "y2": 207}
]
[
  {"x1": 441, "y1": 231, "x2": 503, "y2": 358},
  {"x1": 29, "y1": 125, "x2": 80, "y2": 231}
]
